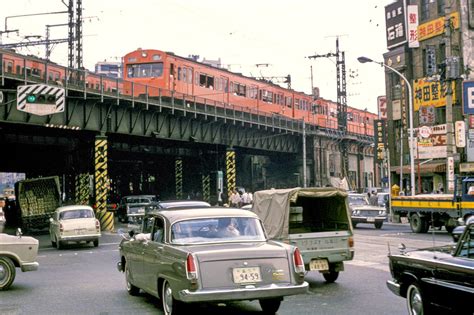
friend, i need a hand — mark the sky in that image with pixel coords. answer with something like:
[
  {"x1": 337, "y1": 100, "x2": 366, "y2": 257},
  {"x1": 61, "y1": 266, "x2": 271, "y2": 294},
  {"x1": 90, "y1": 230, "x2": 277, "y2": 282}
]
[{"x1": 1, "y1": 0, "x2": 394, "y2": 114}]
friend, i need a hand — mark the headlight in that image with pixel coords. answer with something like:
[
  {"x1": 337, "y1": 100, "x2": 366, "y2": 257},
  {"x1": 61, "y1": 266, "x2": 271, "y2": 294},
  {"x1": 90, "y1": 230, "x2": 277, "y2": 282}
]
[{"x1": 379, "y1": 211, "x2": 385, "y2": 215}]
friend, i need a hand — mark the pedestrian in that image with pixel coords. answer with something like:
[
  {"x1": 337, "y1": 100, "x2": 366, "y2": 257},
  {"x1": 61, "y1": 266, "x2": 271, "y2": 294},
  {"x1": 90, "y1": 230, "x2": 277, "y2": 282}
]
[
  {"x1": 230, "y1": 189, "x2": 241, "y2": 207},
  {"x1": 369, "y1": 190, "x2": 378, "y2": 206},
  {"x1": 217, "y1": 189, "x2": 223, "y2": 206},
  {"x1": 241, "y1": 190, "x2": 250, "y2": 206}
]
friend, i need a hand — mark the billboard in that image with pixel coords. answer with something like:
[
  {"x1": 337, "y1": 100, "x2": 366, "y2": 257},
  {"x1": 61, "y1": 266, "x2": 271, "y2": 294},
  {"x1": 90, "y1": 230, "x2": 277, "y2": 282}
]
[{"x1": 385, "y1": 0, "x2": 407, "y2": 49}]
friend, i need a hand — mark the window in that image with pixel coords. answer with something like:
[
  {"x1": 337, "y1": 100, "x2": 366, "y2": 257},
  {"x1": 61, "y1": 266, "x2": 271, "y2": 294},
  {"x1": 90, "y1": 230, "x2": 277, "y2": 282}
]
[
  {"x1": 233, "y1": 82, "x2": 246, "y2": 96},
  {"x1": 261, "y1": 89, "x2": 272, "y2": 102},
  {"x1": 177, "y1": 67, "x2": 182, "y2": 81},
  {"x1": 199, "y1": 73, "x2": 215, "y2": 89},
  {"x1": 285, "y1": 96, "x2": 292, "y2": 108},
  {"x1": 127, "y1": 63, "x2": 163, "y2": 78},
  {"x1": 437, "y1": 0, "x2": 445, "y2": 16},
  {"x1": 152, "y1": 217, "x2": 164, "y2": 242},
  {"x1": 187, "y1": 68, "x2": 192, "y2": 84}
]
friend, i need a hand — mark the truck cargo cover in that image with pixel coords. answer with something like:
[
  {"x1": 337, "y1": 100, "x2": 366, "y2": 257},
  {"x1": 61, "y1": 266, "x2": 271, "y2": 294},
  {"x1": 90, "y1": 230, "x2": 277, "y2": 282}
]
[{"x1": 252, "y1": 187, "x2": 349, "y2": 239}]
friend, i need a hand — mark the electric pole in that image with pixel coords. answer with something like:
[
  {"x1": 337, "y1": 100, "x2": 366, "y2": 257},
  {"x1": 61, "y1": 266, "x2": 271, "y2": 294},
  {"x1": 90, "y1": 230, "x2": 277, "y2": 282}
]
[{"x1": 307, "y1": 37, "x2": 349, "y2": 182}]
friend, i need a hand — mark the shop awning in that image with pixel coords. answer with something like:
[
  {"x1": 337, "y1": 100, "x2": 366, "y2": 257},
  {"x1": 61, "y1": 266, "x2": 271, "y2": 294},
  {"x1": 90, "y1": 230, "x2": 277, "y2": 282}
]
[{"x1": 391, "y1": 162, "x2": 446, "y2": 174}]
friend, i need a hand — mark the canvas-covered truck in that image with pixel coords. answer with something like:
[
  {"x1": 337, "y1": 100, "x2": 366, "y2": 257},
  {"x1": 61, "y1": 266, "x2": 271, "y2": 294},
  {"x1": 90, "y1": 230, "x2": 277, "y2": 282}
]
[
  {"x1": 391, "y1": 176, "x2": 474, "y2": 233},
  {"x1": 252, "y1": 187, "x2": 354, "y2": 283},
  {"x1": 14, "y1": 176, "x2": 61, "y2": 232}
]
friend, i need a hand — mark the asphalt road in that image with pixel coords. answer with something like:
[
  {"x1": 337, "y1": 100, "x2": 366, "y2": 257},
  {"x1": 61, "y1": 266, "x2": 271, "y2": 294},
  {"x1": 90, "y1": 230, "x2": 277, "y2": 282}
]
[{"x1": 0, "y1": 222, "x2": 453, "y2": 315}]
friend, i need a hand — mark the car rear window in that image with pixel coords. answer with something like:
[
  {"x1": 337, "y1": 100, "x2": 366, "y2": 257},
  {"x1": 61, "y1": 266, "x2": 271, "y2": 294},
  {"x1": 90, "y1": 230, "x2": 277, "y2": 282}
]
[
  {"x1": 60, "y1": 209, "x2": 94, "y2": 220},
  {"x1": 171, "y1": 217, "x2": 266, "y2": 244}
]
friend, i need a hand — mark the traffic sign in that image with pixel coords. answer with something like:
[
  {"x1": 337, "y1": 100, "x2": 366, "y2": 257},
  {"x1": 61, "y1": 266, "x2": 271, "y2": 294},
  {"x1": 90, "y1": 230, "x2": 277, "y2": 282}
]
[{"x1": 17, "y1": 84, "x2": 65, "y2": 116}]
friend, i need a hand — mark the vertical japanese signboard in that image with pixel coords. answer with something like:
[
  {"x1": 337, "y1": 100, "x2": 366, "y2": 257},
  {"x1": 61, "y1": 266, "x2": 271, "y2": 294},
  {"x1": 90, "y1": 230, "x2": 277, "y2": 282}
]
[
  {"x1": 407, "y1": 5, "x2": 419, "y2": 48},
  {"x1": 385, "y1": 0, "x2": 407, "y2": 49},
  {"x1": 377, "y1": 96, "x2": 387, "y2": 120},
  {"x1": 375, "y1": 120, "x2": 387, "y2": 162}
]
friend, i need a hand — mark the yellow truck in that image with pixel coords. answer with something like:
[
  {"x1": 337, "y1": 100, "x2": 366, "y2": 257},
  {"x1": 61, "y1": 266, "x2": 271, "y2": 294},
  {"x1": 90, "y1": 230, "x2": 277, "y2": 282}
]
[{"x1": 391, "y1": 177, "x2": 474, "y2": 233}]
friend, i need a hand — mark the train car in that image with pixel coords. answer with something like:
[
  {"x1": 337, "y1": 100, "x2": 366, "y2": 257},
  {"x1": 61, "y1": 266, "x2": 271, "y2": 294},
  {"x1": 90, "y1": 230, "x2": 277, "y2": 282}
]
[
  {"x1": 1, "y1": 48, "x2": 122, "y2": 95},
  {"x1": 346, "y1": 107, "x2": 377, "y2": 136}
]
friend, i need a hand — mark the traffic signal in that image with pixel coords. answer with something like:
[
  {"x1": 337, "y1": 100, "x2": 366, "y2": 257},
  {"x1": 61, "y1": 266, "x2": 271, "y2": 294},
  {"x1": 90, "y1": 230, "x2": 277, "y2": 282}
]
[{"x1": 26, "y1": 93, "x2": 57, "y2": 105}]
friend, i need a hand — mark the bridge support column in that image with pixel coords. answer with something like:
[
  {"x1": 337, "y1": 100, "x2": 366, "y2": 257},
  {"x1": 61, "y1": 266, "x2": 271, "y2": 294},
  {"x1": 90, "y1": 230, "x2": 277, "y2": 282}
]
[
  {"x1": 202, "y1": 174, "x2": 210, "y2": 203},
  {"x1": 175, "y1": 158, "x2": 183, "y2": 199},
  {"x1": 75, "y1": 173, "x2": 90, "y2": 205},
  {"x1": 226, "y1": 149, "x2": 236, "y2": 195},
  {"x1": 94, "y1": 136, "x2": 113, "y2": 231}
]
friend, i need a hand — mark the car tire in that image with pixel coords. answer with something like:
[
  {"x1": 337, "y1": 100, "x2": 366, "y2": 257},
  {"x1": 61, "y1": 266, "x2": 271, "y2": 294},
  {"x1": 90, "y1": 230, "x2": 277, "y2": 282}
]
[
  {"x1": 374, "y1": 221, "x2": 383, "y2": 229},
  {"x1": 93, "y1": 239, "x2": 99, "y2": 247},
  {"x1": 0, "y1": 256, "x2": 16, "y2": 291},
  {"x1": 352, "y1": 222, "x2": 357, "y2": 228},
  {"x1": 406, "y1": 283, "x2": 427, "y2": 315},
  {"x1": 445, "y1": 224, "x2": 454, "y2": 234},
  {"x1": 410, "y1": 214, "x2": 428, "y2": 233},
  {"x1": 323, "y1": 270, "x2": 339, "y2": 283},
  {"x1": 125, "y1": 263, "x2": 140, "y2": 296},
  {"x1": 259, "y1": 298, "x2": 282, "y2": 314},
  {"x1": 161, "y1": 279, "x2": 182, "y2": 315}
]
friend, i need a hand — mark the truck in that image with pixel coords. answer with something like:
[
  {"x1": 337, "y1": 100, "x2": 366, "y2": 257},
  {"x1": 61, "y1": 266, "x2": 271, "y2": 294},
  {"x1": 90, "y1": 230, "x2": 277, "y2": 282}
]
[
  {"x1": 391, "y1": 176, "x2": 474, "y2": 233},
  {"x1": 14, "y1": 176, "x2": 62, "y2": 232},
  {"x1": 252, "y1": 187, "x2": 354, "y2": 283}
]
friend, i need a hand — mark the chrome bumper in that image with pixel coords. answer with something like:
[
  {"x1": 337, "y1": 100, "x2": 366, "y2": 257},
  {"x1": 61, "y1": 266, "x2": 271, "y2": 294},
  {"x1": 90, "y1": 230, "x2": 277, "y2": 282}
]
[
  {"x1": 59, "y1": 233, "x2": 101, "y2": 242},
  {"x1": 386, "y1": 279, "x2": 401, "y2": 296},
  {"x1": 179, "y1": 282, "x2": 309, "y2": 303},
  {"x1": 21, "y1": 261, "x2": 39, "y2": 272}
]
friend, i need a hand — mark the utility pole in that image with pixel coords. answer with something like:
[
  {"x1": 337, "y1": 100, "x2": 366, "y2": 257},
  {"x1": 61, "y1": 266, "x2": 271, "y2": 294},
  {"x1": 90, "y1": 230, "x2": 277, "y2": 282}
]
[
  {"x1": 307, "y1": 37, "x2": 349, "y2": 183},
  {"x1": 445, "y1": 4, "x2": 455, "y2": 193}
]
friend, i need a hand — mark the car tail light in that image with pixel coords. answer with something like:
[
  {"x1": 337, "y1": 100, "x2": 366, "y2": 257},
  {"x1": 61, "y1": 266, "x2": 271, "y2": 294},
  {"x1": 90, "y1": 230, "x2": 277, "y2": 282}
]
[
  {"x1": 95, "y1": 219, "x2": 100, "y2": 232},
  {"x1": 186, "y1": 253, "x2": 198, "y2": 281},
  {"x1": 59, "y1": 223, "x2": 64, "y2": 233},
  {"x1": 348, "y1": 236, "x2": 354, "y2": 248},
  {"x1": 110, "y1": 203, "x2": 117, "y2": 210},
  {"x1": 293, "y1": 247, "x2": 305, "y2": 273}
]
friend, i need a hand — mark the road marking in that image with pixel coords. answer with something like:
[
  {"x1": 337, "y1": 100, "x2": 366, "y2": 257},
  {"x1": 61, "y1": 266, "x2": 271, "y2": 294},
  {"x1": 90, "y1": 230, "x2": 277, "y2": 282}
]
[{"x1": 345, "y1": 260, "x2": 389, "y2": 272}]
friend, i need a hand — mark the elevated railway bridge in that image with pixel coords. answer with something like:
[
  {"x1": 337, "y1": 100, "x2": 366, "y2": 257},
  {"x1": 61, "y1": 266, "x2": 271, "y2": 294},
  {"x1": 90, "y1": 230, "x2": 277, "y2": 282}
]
[{"x1": 0, "y1": 60, "x2": 375, "y2": 230}]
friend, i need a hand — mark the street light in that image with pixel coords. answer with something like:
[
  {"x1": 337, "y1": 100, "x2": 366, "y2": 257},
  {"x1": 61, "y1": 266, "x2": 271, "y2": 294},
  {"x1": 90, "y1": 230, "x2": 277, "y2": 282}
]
[{"x1": 358, "y1": 56, "x2": 415, "y2": 196}]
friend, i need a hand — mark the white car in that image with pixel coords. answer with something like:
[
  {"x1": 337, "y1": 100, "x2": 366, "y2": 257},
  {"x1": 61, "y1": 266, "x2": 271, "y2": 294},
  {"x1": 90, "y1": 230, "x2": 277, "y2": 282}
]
[
  {"x1": 0, "y1": 228, "x2": 39, "y2": 290},
  {"x1": 49, "y1": 205, "x2": 101, "y2": 249}
]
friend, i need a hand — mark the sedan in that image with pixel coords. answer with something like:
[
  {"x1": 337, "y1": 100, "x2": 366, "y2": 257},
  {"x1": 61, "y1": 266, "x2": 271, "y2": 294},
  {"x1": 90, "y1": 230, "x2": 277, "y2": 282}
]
[
  {"x1": 49, "y1": 205, "x2": 101, "y2": 249},
  {"x1": 0, "y1": 228, "x2": 39, "y2": 290},
  {"x1": 117, "y1": 207, "x2": 308, "y2": 314},
  {"x1": 349, "y1": 193, "x2": 387, "y2": 229},
  {"x1": 117, "y1": 195, "x2": 157, "y2": 223},
  {"x1": 387, "y1": 220, "x2": 474, "y2": 314}
]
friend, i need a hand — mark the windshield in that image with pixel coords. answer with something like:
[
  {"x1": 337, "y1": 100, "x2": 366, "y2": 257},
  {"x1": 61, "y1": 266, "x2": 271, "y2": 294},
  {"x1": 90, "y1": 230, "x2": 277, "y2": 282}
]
[
  {"x1": 349, "y1": 195, "x2": 369, "y2": 206},
  {"x1": 60, "y1": 209, "x2": 94, "y2": 220},
  {"x1": 171, "y1": 217, "x2": 266, "y2": 244},
  {"x1": 127, "y1": 63, "x2": 163, "y2": 78}
]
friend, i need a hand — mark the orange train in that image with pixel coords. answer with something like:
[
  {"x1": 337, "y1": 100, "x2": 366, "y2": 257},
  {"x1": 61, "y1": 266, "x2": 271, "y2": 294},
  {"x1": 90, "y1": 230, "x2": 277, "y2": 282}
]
[
  {"x1": 123, "y1": 48, "x2": 376, "y2": 136},
  {"x1": 0, "y1": 47, "x2": 376, "y2": 136}
]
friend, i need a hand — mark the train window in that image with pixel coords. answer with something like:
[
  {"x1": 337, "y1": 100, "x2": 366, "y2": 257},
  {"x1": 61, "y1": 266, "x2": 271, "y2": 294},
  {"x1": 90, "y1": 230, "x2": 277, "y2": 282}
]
[
  {"x1": 233, "y1": 82, "x2": 246, "y2": 97},
  {"x1": 152, "y1": 54, "x2": 161, "y2": 61},
  {"x1": 285, "y1": 96, "x2": 292, "y2": 108},
  {"x1": 6, "y1": 61, "x2": 13, "y2": 73},
  {"x1": 223, "y1": 78, "x2": 228, "y2": 92},
  {"x1": 127, "y1": 63, "x2": 163, "y2": 78},
  {"x1": 199, "y1": 73, "x2": 206, "y2": 87},
  {"x1": 48, "y1": 72, "x2": 54, "y2": 81},
  {"x1": 187, "y1": 68, "x2": 192, "y2": 84},
  {"x1": 178, "y1": 67, "x2": 182, "y2": 81},
  {"x1": 16, "y1": 65, "x2": 22, "y2": 74},
  {"x1": 32, "y1": 68, "x2": 41, "y2": 77},
  {"x1": 295, "y1": 99, "x2": 300, "y2": 109}
]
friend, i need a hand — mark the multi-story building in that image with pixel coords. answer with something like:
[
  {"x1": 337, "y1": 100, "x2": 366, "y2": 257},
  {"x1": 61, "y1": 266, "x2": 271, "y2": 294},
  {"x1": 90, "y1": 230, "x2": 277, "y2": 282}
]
[{"x1": 382, "y1": 0, "x2": 474, "y2": 194}]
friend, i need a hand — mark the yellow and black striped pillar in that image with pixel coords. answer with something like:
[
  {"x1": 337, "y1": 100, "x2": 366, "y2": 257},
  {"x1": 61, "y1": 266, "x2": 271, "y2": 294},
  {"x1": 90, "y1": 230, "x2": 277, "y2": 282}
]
[
  {"x1": 175, "y1": 158, "x2": 183, "y2": 199},
  {"x1": 94, "y1": 136, "x2": 113, "y2": 231},
  {"x1": 75, "y1": 173, "x2": 90, "y2": 205},
  {"x1": 202, "y1": 174, "x2": 210, "y2": 203},
  {"x1": 226, "y1": 149, "x2": 236, "y2": 194}
]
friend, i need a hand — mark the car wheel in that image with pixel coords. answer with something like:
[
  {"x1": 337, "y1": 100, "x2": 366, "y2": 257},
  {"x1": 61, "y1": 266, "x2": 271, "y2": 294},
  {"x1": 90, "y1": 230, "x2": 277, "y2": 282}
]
[
  {"x1": 161, "y1": 279, "x2": 182, "y2": 315},
  {"x1": 93, "y1": 239, "x2": 99, "y2": 247},
  {"x1": 445, "y1": 224, "x2": 454, "y2": 234},
  {"x1": 374, "y1": 221, "x2": 383, "y2": 229},
  {"x1": 259, "y1": 298, "x2": 282, "y2": 314},
  {"x1": 410, "y1": 214, "x2": 427, "y2": 233},
  {"x1": 407, "y1": 283, "x2": 426, "y2": 315},
  {"x1": 352, "y1": 222, "x2": 357, "y2": 228},
  {"x1": 323, "y1": 270, "x2": 339, "y2": 283},
  {"x1": 0, "y1": 256, "x2": 16, "y2": 291},
  {"x1": 125, "y1": 263, "x2": 140, "y2": 296}
]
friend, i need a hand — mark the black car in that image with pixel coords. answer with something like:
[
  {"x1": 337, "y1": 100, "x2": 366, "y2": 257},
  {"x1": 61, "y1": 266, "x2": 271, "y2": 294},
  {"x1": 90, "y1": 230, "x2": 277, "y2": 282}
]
[
  {"x1": 387, "y1": 220, "x2": 474, "y2": 314},
  {"x1": 117, "y1": 195, "x2": 158, "y2": 223}
]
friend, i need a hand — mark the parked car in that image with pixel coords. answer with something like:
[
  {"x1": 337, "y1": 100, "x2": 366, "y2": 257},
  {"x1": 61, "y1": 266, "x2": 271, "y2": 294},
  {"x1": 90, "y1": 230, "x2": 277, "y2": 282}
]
[
  {"x1": 0, "y1": 228, "x2": 39, "y2": 290},
  {"x1": 49, "y1": 205, "x2": 101, "y2": 249},
  {"x1": 117, "y1": 207, "x2": 308, "y2": 314},
  {"x1": 348, "y1": 193, "x2": 386, "y2": 229},
  {"x1": 117, "y1": 195, "x2": 157, "y2": 223},
  {"x1": 387, "y1": 218, "x2": 474, "y2": 314},
  {"x1": 451, "y1": 216, "x2": 474, "y2": 242}
]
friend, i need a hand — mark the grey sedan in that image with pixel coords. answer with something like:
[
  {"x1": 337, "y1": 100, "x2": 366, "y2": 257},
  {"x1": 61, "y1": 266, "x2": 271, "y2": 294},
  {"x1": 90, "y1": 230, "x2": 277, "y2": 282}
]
[{"x1": 117, "y1": 207, "x2": 308, "y2": 314}]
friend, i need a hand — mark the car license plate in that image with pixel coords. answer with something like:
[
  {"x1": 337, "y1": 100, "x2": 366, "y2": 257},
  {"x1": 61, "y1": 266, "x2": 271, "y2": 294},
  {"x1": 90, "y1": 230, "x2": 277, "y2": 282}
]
[
  {"x1": 75, "y1": 228, "x2": 86, "y2": 235},
  {"x1": 232, "y1": 267, "x2": 262, "y2": 284},
  {"x1": 367, "y1": 217, "x2": 375, "y2": 222},
  {"x1": 309, "y1": 259, "x2": 329, "y2": 271}
]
